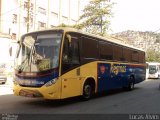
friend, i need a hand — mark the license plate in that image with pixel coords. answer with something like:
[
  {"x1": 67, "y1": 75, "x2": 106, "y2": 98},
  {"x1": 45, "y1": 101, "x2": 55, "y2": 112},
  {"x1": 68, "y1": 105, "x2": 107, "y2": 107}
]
[{"x1": 19, "y1": 90, "x2": 34, "y2": 97}]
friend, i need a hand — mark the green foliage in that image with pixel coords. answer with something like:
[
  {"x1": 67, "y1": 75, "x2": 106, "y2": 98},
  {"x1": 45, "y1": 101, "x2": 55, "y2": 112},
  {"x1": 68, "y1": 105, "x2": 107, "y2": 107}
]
[
  {"x1": 155, "y1": 33, "x2": 160, "y2": 43},
  {"x1": 146, "y1": 49, "x2": 160, "y2": 62},
  {"x1": 57, "y1": 23, "x2": 72, "y2": 27},
  {"x1": 76, "y1": 0, "x2": 114, "y2": 36}
]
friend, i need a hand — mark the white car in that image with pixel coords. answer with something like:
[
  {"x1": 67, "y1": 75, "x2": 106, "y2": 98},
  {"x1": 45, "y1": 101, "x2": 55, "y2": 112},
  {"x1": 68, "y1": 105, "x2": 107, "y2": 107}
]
[{"x1": 0, "y1": 63, "x2": 7, "y2": 84}]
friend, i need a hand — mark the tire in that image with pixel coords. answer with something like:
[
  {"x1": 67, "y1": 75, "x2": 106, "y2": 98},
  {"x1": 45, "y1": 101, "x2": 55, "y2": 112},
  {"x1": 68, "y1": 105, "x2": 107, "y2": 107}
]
[
  {"x1": 2, "y1": 81, "x2": 6, "y2": 84},
  {"x1": 82, "y1": 82, "x2": 93, "y2": 100},
  {"x1": 127, "y1": 77, "x2": 135, "y2": 91}
]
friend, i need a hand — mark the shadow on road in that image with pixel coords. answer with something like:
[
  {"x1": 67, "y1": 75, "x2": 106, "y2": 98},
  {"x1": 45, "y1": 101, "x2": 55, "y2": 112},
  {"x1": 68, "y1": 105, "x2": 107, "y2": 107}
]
[{"x1": 19, "y1": 87, "x2": 141, "y2": 108}]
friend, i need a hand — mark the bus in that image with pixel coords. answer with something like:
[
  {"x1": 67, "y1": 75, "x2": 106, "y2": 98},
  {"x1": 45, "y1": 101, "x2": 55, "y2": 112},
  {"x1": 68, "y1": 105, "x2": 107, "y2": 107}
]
[
  {"x1": 146, "y1": 62, "x2": 149, "y2": 79},
  {"x1": 148, "y1": 62, "x2": 160, "y2": 79},
  {"x1": 13, "y1": 28, "x2": 146, "y2": 100}
]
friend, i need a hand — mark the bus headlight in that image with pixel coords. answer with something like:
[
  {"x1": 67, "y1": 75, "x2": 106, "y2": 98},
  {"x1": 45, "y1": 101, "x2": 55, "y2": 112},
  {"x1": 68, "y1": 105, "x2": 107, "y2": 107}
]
[
  {"x1": 45, "y1": 78, "x2": 58, "y2": 87},
  {"x1": 13, "y1": 75, "x2": 19, "y2": 85},
  {"x1": 13, "y1": 80, "x2": 19, "y2": 85}
]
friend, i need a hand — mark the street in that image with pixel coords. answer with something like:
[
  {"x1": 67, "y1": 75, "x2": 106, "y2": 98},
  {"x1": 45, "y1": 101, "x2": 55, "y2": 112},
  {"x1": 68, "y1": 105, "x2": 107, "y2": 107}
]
[{"x1": 0, "y1": 79, "x2": 160, "y2": 114}]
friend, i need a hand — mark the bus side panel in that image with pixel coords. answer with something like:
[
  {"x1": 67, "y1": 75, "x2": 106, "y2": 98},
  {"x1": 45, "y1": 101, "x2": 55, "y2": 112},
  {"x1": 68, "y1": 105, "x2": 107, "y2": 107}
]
[
  {"x1": 134, "y1": 65, "x2": 146, "y2": 84},
  {"x1": 97, "y1": 63, "x2": 128, "y2": 92},
  {"x1": 60, "y1": 62, "x2": 98, "y2": 99},
  {"x1": 97, "y1": 63, "x2": 146, "y2": 92},
  {"x1": 97, "y1": 63, "x2": 112, "y2": 92}
]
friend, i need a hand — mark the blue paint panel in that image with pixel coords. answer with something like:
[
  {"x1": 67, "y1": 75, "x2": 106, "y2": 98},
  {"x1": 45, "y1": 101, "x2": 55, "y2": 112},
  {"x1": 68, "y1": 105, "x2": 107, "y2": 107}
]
[
  {"x1": 97, "y1": 63, "x2": 111, "y2": 92},
  {"x1": 97, "y1": 63, "x2": 145, "y2": 92},
  {"x1": 15, "y1": 71, "x2": 59, "y2": 87}
]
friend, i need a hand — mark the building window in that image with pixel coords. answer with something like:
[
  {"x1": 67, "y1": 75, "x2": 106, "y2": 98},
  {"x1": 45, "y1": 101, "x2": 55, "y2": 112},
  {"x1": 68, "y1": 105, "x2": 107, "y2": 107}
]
[
  {"x1": 12, "y1": 33, "x2": 16, "y2": 40},
  {"x1": 62, "y1": 16, "x2": 68, "y2": 24},
  {"x1": 12, "y1": 14, "x2": 17, "y2": 24},
  {"x1": 71, "y1": 19, "x2": 77, "y2": 25},
  {"x1": 51, "y1": 12, "x2": 58, "y2": 19},
  {"x1": 30, "y1": 15, "x2": 33, "y2": 26},
  {"x1": 24, "y1": 2, "x2": 33, "y2": 11},
  {"x1": 23, "y1": 17, "x2": 27, "y2": 26},
  {"x1": 50, "y1": 12, "x2": 58, "y2": 25},
  {"x1": 38, "y1": 7, "x2": 46, "y2": 15},
  {"x1": 24, "y1": 1, "x2": 28, "y2": 10},
  {"x1": 50, "y1": 25, "x2": 55, "y2": 28},
  {"x1": 30, "y1": 3, "x2": 33, "y2": 11},
  {"x1": 38, "y1": 21, "x2": 46, "y2": 29}
]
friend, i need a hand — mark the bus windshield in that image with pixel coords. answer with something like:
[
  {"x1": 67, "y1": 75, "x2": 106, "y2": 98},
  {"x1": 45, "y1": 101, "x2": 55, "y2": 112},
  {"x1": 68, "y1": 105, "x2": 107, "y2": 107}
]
[
  {"x1": 149, "y1": 65, "x2": 157, "y2": 74},
  {"x1": 15, "y1": 32, "x2": 62, "y2": 72}
]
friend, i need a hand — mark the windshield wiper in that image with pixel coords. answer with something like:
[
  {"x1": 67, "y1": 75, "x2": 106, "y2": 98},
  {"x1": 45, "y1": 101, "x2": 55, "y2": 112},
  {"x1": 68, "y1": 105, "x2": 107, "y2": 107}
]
[{"x1": 18, "y1": 52, "x2": 31, "y2": 73}]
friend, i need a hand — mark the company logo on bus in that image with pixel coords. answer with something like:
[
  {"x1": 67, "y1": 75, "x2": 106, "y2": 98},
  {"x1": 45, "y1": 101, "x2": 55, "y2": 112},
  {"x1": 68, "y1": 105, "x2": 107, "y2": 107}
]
[
  {"x1": 110, "y1": 64, "x2": 126, "y2": 75},
  {"x1": 17, "y1": 79, "x2": 44, "y2": 86}
]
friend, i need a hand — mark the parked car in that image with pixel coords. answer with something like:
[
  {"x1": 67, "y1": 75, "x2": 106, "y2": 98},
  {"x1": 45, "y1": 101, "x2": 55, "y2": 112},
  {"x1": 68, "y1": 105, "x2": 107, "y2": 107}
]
[{"x1": 0, "y1": 62, "x2": 7, "y2": 84}]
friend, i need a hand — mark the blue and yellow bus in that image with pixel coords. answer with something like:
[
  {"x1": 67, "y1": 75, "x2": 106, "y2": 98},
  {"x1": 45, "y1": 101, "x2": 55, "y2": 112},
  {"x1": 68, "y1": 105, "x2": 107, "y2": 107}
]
[{"x1": 13, "y1": 28, "x2": 146, "y2": 100}]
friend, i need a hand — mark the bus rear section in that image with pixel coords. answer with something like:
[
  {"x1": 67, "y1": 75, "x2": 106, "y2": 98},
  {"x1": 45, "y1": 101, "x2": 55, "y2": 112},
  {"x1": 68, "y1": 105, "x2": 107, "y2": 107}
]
[{"x1": 97, "y1": 63, "x2": 146, "y2": 92}]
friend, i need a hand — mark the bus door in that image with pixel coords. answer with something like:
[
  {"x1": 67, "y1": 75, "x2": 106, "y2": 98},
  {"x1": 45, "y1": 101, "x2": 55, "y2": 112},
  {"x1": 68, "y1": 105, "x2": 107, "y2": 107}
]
[
  {"x1": 98, "y1": 63, "x2": 112, "y2": 92},
  {"x1": 61, "y1": 33, "x2": 81, "y2": 98},
  {"x1": 98, "y1": 63, "x2": 126, "y2": 92}
]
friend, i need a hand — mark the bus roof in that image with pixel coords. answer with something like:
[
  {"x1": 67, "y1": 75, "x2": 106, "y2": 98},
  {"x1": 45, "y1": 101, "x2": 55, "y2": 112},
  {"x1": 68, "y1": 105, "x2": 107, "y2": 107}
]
[
  {"x1": 26, "y1": 27, "x2": 144, "y2": 52},
  {"x1": 147, "y1": 62, "x2": 160, "y2": 65}
]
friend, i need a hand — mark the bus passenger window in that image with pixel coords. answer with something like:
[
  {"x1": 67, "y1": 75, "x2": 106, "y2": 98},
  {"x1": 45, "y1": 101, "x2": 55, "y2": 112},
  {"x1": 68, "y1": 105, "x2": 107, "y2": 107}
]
[
  {"x1": 123, "y1": 47, "x2": 131, "y2": 62},
  {"x1": 113, "y1": 45, "x2": 123, "y2": 61},
  {"x1": 131, "y1": 51, "x2": 139, "y2": 62},
  {"x1": 99, "y1": 42, "x2": 113, "y2": 60}
]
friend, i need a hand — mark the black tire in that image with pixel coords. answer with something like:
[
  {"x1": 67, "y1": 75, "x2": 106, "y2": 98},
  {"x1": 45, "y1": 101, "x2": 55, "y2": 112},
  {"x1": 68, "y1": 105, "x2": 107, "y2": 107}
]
[
  {"x1": 127, "y1": 77, "x2": 135, "y2": 91},
  {"x1": 82, "y1": 82, "x2": 93, "y2": 100},
  {"x1": 2, "y1": 82, "x2": 6, "y2": 84}
]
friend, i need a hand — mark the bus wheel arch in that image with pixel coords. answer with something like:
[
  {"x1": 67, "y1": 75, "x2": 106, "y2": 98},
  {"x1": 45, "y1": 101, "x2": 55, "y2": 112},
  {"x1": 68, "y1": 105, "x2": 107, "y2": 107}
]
[{"x1": 82, "y1": 77, "x2": 96, "y2": 100}]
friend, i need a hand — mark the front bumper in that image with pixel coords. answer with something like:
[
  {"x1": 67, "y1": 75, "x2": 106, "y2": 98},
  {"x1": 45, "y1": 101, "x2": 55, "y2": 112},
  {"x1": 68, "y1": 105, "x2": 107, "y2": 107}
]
[{"x1": 13, "y1": 80, "x2": 61, "y2": 100}]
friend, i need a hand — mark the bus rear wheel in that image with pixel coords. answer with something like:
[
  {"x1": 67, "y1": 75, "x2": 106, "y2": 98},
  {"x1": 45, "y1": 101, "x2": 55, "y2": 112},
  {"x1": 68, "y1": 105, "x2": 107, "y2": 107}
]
[{"x1": 127, "y1": 77, "x2": 135, "y2": 91}]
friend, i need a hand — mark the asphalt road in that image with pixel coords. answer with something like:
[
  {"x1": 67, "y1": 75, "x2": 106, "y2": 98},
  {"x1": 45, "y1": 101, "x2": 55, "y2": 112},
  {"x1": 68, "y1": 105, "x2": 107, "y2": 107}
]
[{"x1": 0, "y1": 79, "x2": 160, "y2": 114}]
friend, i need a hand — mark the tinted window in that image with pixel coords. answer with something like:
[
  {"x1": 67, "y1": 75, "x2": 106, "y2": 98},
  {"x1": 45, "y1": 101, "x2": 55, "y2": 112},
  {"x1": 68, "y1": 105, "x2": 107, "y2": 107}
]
[
  {"x1": 123, "y1": 47, "x2": 132, "y2": 62},
  {"x1": 139, "y1": 51, "x2": 145, "y2": 63},
  {"x1": 99, "y1": 42, "x2": 113, "y2": 60},
  {"x1": 131, "y1": 50, "x2": 139, "y2": 62},
  {"x1": 81, "y1": 36, "x2": 98, "y2": 60},
  {"x1": 113, "y1": 45, "x2": 123, "y2": 61}
]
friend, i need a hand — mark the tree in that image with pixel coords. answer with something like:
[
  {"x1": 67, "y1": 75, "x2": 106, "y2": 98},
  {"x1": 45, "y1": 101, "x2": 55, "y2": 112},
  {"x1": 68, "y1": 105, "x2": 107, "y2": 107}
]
[
  {"x1": 76, "y1": 0, "x2": 114, "y2": 36},
  {"x1": 146, "y1": 49, "x2": 160, "y2": 62},
  {"x1": 57, "y1": 23, "x2": 71, "y2": 27}
]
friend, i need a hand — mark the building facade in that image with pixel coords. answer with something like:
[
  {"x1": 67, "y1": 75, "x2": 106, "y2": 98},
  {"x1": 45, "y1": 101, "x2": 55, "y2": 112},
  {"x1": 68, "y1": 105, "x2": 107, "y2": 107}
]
[{"x1": 0, "y1": 0, "x2": 82, "y2": 40}]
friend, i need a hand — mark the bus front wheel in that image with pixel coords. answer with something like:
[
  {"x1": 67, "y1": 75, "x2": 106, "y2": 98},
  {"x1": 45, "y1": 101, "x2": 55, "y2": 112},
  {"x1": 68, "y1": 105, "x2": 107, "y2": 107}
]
[{"x1": 82, "y1": 83, "x2": 92, "y2": 100}]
